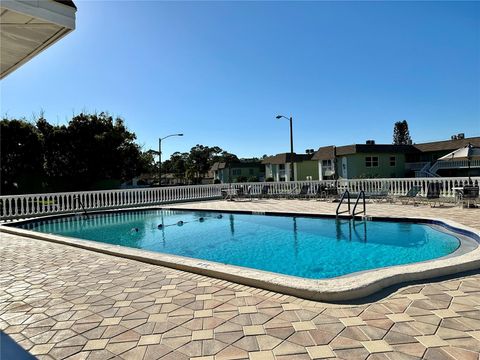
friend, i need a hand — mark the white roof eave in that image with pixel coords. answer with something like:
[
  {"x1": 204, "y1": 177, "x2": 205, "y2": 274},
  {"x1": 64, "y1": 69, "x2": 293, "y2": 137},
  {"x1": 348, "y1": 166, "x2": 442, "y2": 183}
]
[
  {"x1": 0, "y1": 0, "x2": 76, "y2": 79},
  {"x1": 1, "y1": 0, "x2": 76, "y2": 29}
]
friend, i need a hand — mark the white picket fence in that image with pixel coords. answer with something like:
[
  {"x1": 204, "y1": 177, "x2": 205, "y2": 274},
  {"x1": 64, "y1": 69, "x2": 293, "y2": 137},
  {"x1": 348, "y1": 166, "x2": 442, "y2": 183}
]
[{"x1": 1, "y1": 177, "x2": 478, "y2": 220}]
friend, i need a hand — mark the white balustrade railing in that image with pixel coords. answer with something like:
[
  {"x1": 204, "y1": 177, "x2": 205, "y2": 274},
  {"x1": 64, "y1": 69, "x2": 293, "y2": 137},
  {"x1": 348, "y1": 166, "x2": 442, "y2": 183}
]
[
  {"x1": 0, "y1": 184, "x2": 223, "y2": 220},
  {"x1": 1, "y1": 177, "x2": 478, "y2": 220}
]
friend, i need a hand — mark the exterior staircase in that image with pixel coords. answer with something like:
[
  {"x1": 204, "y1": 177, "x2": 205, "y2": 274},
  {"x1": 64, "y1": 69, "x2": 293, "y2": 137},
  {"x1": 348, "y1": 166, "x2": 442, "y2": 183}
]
[
  {"x1": 415, "y1": 159, "x2": 480, "y2": 177},
  {"x1": 415, "y1": 162, "x2": 440, "y2": 177}
]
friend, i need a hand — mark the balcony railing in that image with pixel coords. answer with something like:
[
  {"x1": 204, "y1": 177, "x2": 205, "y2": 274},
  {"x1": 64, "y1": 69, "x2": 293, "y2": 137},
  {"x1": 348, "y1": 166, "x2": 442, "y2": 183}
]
[
  {"x1": 430, "y1": 159, "x2": 480, "y2": 173},
  {"x1": 411, "y1": 159, "x2": 480, "y2": 177},
  {"x1": 405, "y1": 162, "x2": 430, "y2": 171},
  {"x1": 1, "y1": 176, "x2": 478, "y2": 220}
]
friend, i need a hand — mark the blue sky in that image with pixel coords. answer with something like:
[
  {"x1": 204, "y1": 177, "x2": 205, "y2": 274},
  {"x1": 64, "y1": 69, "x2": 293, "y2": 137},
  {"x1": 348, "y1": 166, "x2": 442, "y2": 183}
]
[{"x1": 1, "y1": 1, "x2": 479, "y2": 159}]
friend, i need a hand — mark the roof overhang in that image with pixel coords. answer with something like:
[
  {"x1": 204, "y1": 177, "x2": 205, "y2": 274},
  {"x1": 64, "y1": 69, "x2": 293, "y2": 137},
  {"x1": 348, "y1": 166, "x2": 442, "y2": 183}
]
[
  {"x1": 262, "y1": 153, "x2": 312, "y2": 164},
  {"x1": 0, "y1": 0, "x2": 76, "y2": 79}
]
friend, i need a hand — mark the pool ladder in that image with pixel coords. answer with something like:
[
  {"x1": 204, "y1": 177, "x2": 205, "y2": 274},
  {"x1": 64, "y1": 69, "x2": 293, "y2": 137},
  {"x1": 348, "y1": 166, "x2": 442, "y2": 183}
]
[
  {"x1": 336, "y1": 217, "x2": 368, "y2": 243},
  {"x1": 336, "y1": 190, "x2": 366, "y2": 219}
]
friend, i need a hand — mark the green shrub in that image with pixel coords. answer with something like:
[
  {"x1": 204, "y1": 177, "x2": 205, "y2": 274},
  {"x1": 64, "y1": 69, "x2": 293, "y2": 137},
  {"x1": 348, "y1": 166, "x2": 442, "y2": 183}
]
[{"x1": 235, "y1": 176, "x2": 248, "y2": 183}]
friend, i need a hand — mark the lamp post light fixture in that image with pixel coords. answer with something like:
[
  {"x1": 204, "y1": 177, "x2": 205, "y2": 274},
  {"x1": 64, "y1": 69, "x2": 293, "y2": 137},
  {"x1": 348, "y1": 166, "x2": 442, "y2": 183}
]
[
  {"x1": 275, "y1": 115, "x2": 294, "y2": 182},
  {"x1": 158, "y1": 133, "x2": 183, "y2": 186}
]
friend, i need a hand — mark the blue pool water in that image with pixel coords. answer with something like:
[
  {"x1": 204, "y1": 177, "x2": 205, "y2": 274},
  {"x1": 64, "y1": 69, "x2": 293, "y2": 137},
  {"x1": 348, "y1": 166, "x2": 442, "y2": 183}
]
[{"x1": 18, "y1": 210, "x2": 461, "y2": 279}]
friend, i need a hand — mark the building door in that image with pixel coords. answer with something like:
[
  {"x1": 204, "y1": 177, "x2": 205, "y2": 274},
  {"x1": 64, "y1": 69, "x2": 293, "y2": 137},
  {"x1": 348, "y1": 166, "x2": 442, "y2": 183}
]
[{"x1": 342, "y1": 157, "x2": 348, "y2": 178}]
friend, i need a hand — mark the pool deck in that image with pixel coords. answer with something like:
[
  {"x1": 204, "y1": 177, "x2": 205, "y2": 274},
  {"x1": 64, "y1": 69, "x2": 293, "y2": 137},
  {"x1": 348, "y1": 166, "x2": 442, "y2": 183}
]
[{"x1": 1, "y1": 200, "x2": 480, "y2": 360}]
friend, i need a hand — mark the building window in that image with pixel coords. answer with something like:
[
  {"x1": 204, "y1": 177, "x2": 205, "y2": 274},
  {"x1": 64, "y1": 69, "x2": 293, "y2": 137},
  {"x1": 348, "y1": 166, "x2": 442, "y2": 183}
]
[
  {"x1": 232, "y1": 169, "x2": 241, "y2": 175},
  {"x1": 365, "y1": 156, "x2": 379, "y2": 168},
  {"x1": 389, "y1": 156, "x2": 396, "y2": 167},
  {"x1": 279, "y1": 164, "x2": 285, "y2": 170}
]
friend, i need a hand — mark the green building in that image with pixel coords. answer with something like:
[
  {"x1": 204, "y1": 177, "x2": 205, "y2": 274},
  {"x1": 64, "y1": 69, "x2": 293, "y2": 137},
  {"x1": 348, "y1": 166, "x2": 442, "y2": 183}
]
[
  {"x1": 313, "y1": 143, "x2": 410, "y2": 179},
  {"x1": 313, "y1": 136, "x2": 480, "y2": 179},
  {"x1": 406, "y1": 136, "x2": 480, "y2": 177},
  {"x1": 262, "y1": 153, "x2": 319, "y2": 181},
  {"x1": 211, "y1": 161, "x2": 265, "y2": 183}
]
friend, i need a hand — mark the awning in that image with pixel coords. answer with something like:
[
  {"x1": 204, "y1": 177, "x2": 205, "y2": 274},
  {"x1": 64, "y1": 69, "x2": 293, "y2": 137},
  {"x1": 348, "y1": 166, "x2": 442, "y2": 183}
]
[{"x1": 438, "y1": 144, "x2": 480, "y2": 161}]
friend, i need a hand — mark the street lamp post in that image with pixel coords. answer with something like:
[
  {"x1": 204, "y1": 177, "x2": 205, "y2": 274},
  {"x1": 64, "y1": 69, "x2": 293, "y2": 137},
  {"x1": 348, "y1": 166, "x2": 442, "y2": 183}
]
[
  {"x1": 276, "y1": 115, "x2": 294, "y2": 182},
  {"x1": 158, "y1": 133, "x2": 183, "y2": 186}
]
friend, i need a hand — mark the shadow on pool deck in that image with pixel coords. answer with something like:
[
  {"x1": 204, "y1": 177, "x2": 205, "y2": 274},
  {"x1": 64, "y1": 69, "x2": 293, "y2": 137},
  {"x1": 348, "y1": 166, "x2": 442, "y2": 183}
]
[{"x1": 339, "y1": 268, "x2": 480, "y2": 305}]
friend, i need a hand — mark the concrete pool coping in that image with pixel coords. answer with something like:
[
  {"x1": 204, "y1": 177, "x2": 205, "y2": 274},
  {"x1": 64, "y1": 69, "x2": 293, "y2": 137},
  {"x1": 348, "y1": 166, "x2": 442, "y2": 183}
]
[{"x1": 1, "y1": 206, "x2": 479, "y2": 302}]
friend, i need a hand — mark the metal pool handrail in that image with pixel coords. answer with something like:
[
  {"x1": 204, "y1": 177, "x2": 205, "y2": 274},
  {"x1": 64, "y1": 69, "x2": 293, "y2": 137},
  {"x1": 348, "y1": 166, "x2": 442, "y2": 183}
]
[
  {"x1": 352, "y1": 190, "x2": 366, "y2": 218},
  {"x1": 336, "y1": 190, "x2": 351, "y2": 217}
]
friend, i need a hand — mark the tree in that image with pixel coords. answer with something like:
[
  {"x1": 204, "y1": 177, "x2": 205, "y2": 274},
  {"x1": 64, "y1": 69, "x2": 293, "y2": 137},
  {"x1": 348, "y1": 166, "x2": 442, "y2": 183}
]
[
  {"x1": 48, "y1": 112, "x2": 149, "y2": 190},
  {"x1": 162, "y1": 147, "x2": 240, "y2": 184},
  {"x1": 213, "y1": 151, "x2": 239, "y2": 164},
  {"x1": 1, "y1": 113, "x2": 152, "y2": 194},
  {"x1": 164, "y1": 152, "x2": 189, "y2": 183},
  {"x1": 186, "y1": 145, "x2": 225, "y2": 183},
  {"x1": 393, "y1": 120, "x2": 412, "y2": 145},
  {"x1": 36, "y1": 117, "x2": 72, "y2": 180},
  {"x1": 138, "y1": 152, "x2": 156, "y2": 175},
  {"x1": 0, "y1": 119, "x2": 45, "y2": 194},
  {"x1": 185, "y1": 166, "x2": 197, "y2": 184}
]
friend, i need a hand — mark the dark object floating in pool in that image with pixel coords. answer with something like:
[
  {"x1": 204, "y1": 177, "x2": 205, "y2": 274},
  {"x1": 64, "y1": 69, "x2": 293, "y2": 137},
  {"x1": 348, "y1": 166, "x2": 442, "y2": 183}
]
[
  {"x1": 177, "y1": 221, "x2": 184, "y2": 226},
  {"x1": 157, "y1": 224, "x2": 163, "y2": 229},
  {"x1": 131, "y1": 227, "x2": 139, "y2": 233},
  {"x1": 199, "y1": 217, "x2": 205, "y2": 222},
  {"x1": 217, "y1": 214, "x2": 223, "y2": 219}
]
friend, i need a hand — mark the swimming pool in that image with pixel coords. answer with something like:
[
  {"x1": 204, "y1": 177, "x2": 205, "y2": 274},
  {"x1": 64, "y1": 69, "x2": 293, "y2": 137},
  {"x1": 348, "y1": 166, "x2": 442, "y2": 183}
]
[{"x1": 16, "y1": 209, "x2": 462, "y2": 279}]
